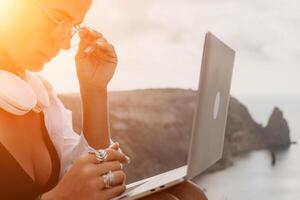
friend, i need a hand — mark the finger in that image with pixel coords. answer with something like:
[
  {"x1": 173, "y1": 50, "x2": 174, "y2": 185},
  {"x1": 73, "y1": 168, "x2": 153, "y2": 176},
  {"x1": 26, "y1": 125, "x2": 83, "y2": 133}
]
[
  {"x1": 85, "y1": 26, "x2": 104, "y2": 40},
  {"x1": 109, "y1": 142, "x2": 120, "y2": 150},
  {"x1": 91, "y1": 51, "x2": 118, "y2": 65},
  {"x1": 95, "y1": 37, "x2": 108, "y2": 43},
  {"x1": 84, "y1": 38, "x2": 108, "y2": 54},
  {"x1": 106, "y1": 149, "x2": 130, "y2": 164},
  {"x1": 78, "y1": 27, "x2": 104, "y2": 53},
  {"x1": 107, "y1": 143, "x2": 128, "y2": 162},
  {"x1": 86, "y1": 41, "x2": 116, "y2": 55},
  {"x1": 79, "y1": 26, "x2": 103, "y2": 42},
  {"x1": 92, "y1": 48, "x2": 117, "y2": 62},
  {"x1": 108, "y1": 144, "x2": 127, "y2": 166},
  {"x1": 83, "y1": 43, "x2": 111, "y2": 60},
  {"x1": 79, "y1": 152, "x2": 101, "y2": 165},
  {"x1": 88, "y1": 151, "x2": 109, "y2": 165},
  {"x1": 83, "y1": 29, "x2": 107, "y2": 51},
  {"x1": 102, "y1": 184, "x2": 127, "y2": 199},
  {"x1": 91, "y1": 45, "x2": 118, "y2": 64},
  {"x1": 78, "y1": 27, "x2": 92, "y2": 51},
  {"x1": 111, "y1": 170, "x2": 126, "y2": 186},
  {"x1": 118, "y1": 147, "x2": 124, "y2": 154},
  {"x1": 95, "y1": 41, "x2": 115, "y2": 52},
  {"x1": 98, "y1": 170, "x2": 126, "y2": 190},
  {"x1": 93, "y1": 161, "x2": 123, "y2": 176}
]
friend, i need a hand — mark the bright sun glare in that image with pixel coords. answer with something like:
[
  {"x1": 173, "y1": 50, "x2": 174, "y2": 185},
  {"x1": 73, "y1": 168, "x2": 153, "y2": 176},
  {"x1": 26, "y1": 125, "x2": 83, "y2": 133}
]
[
  {"x1": 0, "y1": 0, "x2": 20, "y2": 27},
  {"x1": 0, "y1": 0, "x2": 15, "y2": 13}
]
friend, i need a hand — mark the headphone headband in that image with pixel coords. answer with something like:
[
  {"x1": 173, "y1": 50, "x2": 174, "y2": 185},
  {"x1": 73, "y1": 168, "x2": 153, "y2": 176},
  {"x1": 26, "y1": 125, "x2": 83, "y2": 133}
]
[{"x1": 0, "y1": 70, "x2": 50, "y2": 115}]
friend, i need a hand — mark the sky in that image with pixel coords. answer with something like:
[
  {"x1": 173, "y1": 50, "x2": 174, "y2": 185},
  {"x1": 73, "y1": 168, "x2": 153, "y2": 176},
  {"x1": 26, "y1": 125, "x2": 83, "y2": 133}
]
[{"x1": 40, "y1": 0, "x2": 300, "y2": 98}]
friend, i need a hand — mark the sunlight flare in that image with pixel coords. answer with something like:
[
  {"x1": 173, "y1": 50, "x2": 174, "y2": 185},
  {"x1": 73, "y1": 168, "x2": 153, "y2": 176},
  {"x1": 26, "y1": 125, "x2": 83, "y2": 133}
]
[{"x1": 0, "y1": 0, "x2": 31, "y2": 28}]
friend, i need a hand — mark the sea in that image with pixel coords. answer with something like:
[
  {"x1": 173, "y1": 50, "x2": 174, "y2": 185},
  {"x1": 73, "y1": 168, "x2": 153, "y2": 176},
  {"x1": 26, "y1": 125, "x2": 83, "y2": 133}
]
[{"x1": 194, "y1": 95, "x2": 300, "y2": 200}]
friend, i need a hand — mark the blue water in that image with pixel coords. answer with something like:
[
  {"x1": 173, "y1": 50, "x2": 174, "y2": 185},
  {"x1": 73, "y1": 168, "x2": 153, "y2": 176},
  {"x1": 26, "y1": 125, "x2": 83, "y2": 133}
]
[{"x1": 194, "y1": 95, "x2": 300, "y2": 200}]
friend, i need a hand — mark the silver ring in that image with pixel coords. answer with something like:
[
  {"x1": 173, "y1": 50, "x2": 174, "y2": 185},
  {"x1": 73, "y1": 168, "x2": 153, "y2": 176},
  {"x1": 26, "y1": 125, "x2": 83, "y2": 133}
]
[
  {"x1": 88, "y1": 149, "x2": 108, "y2": 163},
  {"x1": 102, "y1": 170, "x2": 114, "y2": 189},
  {"x1": 95, "y1": 149, "x2": 108, "y2": 162}
]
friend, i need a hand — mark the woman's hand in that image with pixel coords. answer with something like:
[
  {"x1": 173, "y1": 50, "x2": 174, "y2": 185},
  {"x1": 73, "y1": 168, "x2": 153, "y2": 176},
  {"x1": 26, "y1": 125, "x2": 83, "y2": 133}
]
[
  {"x1": 75, "y1": 27, "x2": 118, "y2": 92},
  {"x1": 42, "y1": 145, "x2": 129, "y2": 200}
]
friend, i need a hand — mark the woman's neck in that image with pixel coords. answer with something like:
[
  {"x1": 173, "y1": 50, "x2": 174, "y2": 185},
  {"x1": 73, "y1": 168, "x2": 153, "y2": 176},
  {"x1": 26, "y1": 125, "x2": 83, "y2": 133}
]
[{"x1": 0, "y1": 46, "x2": 26, "y2": 80}]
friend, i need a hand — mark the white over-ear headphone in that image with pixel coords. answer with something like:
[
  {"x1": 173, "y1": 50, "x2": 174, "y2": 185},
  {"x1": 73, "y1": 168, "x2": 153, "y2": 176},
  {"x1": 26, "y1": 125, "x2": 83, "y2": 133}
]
[{"x1": 0, "y1": 70, "x2": 50, "y2": 115}]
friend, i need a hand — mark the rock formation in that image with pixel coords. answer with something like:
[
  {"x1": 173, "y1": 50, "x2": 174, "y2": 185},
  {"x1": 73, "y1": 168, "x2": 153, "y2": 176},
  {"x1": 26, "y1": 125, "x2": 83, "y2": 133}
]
[
  {"x1": 58, "y1": 89, "x2": 291, "y2": 183},
  {"x1": 263, "y1": 107, "x2": 291, "y2": 148}
]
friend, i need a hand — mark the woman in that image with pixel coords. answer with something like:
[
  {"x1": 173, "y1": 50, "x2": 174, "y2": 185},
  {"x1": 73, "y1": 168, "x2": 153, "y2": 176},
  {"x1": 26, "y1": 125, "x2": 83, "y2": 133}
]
[
  {"x1": 0, "y1": 0, "x2": 129, "y2": 199},
  {"x1": 0, "y1": 0, "x2": 207, "y2": 199}
]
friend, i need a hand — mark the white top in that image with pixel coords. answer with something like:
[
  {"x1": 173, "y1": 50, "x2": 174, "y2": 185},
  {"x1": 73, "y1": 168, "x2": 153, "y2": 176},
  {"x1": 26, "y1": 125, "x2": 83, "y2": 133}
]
[{"x1": 39, "y1": 75, "x2": 113, "y2": 180}]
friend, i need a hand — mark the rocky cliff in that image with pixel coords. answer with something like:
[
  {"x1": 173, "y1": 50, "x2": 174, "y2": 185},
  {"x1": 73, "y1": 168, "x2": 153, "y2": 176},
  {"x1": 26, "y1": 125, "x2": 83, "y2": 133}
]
[{"x1": 58, "y1": 88, "x2": 291, "y2": 183}]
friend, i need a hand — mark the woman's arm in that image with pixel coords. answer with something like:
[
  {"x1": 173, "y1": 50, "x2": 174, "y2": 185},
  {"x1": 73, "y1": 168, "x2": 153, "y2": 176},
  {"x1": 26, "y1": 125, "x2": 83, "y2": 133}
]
[
  {"x1": 75, "y1": 27, "x2": 118, "y2": 150},
  {"x1": 80, "y1": 87, "x2": 110, "y2": 149}
]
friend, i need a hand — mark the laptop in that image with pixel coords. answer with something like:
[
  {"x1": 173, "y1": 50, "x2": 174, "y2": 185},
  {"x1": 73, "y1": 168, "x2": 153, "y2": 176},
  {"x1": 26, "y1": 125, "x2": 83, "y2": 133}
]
[{"x1": 112, "y1": 32, "x2": 236, "y2": 200}]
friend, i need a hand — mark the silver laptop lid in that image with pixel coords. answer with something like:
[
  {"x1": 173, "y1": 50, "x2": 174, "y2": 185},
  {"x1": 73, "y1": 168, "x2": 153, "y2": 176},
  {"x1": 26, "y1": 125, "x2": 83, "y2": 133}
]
[{"x1": 186, "y1": 32, "x2": 235, "y2": 180}]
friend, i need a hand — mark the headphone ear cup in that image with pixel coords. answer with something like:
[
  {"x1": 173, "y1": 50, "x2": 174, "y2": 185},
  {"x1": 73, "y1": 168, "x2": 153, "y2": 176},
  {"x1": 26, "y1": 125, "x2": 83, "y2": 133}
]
[
  {"x1": 25, "y1": 71, "x2": 50, "y2": 113},
  {"x1": 0, "y1": 70, "x2": 37, "y2": 115},
  {"x1": 0, "y1": 97, "x2": 29, "y2": 115}
]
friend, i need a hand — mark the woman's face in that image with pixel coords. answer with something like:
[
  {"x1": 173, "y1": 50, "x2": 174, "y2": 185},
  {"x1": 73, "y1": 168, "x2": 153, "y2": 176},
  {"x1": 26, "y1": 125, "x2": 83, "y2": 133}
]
[{"x1": 0, "y1": 0, "x2": 92, "y2": 72}]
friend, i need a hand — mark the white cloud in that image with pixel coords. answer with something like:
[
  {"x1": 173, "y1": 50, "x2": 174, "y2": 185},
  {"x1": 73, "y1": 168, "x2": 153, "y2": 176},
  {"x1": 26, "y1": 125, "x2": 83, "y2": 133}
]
[{"x1": 41, "y1": 0, "x2": 300, "y2": 97}]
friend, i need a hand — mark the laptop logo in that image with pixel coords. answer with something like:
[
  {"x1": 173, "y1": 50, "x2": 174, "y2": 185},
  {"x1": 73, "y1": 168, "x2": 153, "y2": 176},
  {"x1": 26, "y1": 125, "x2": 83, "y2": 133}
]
[{"x1": 213, "y1": 92, "x2": 220, "y2": 120}]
